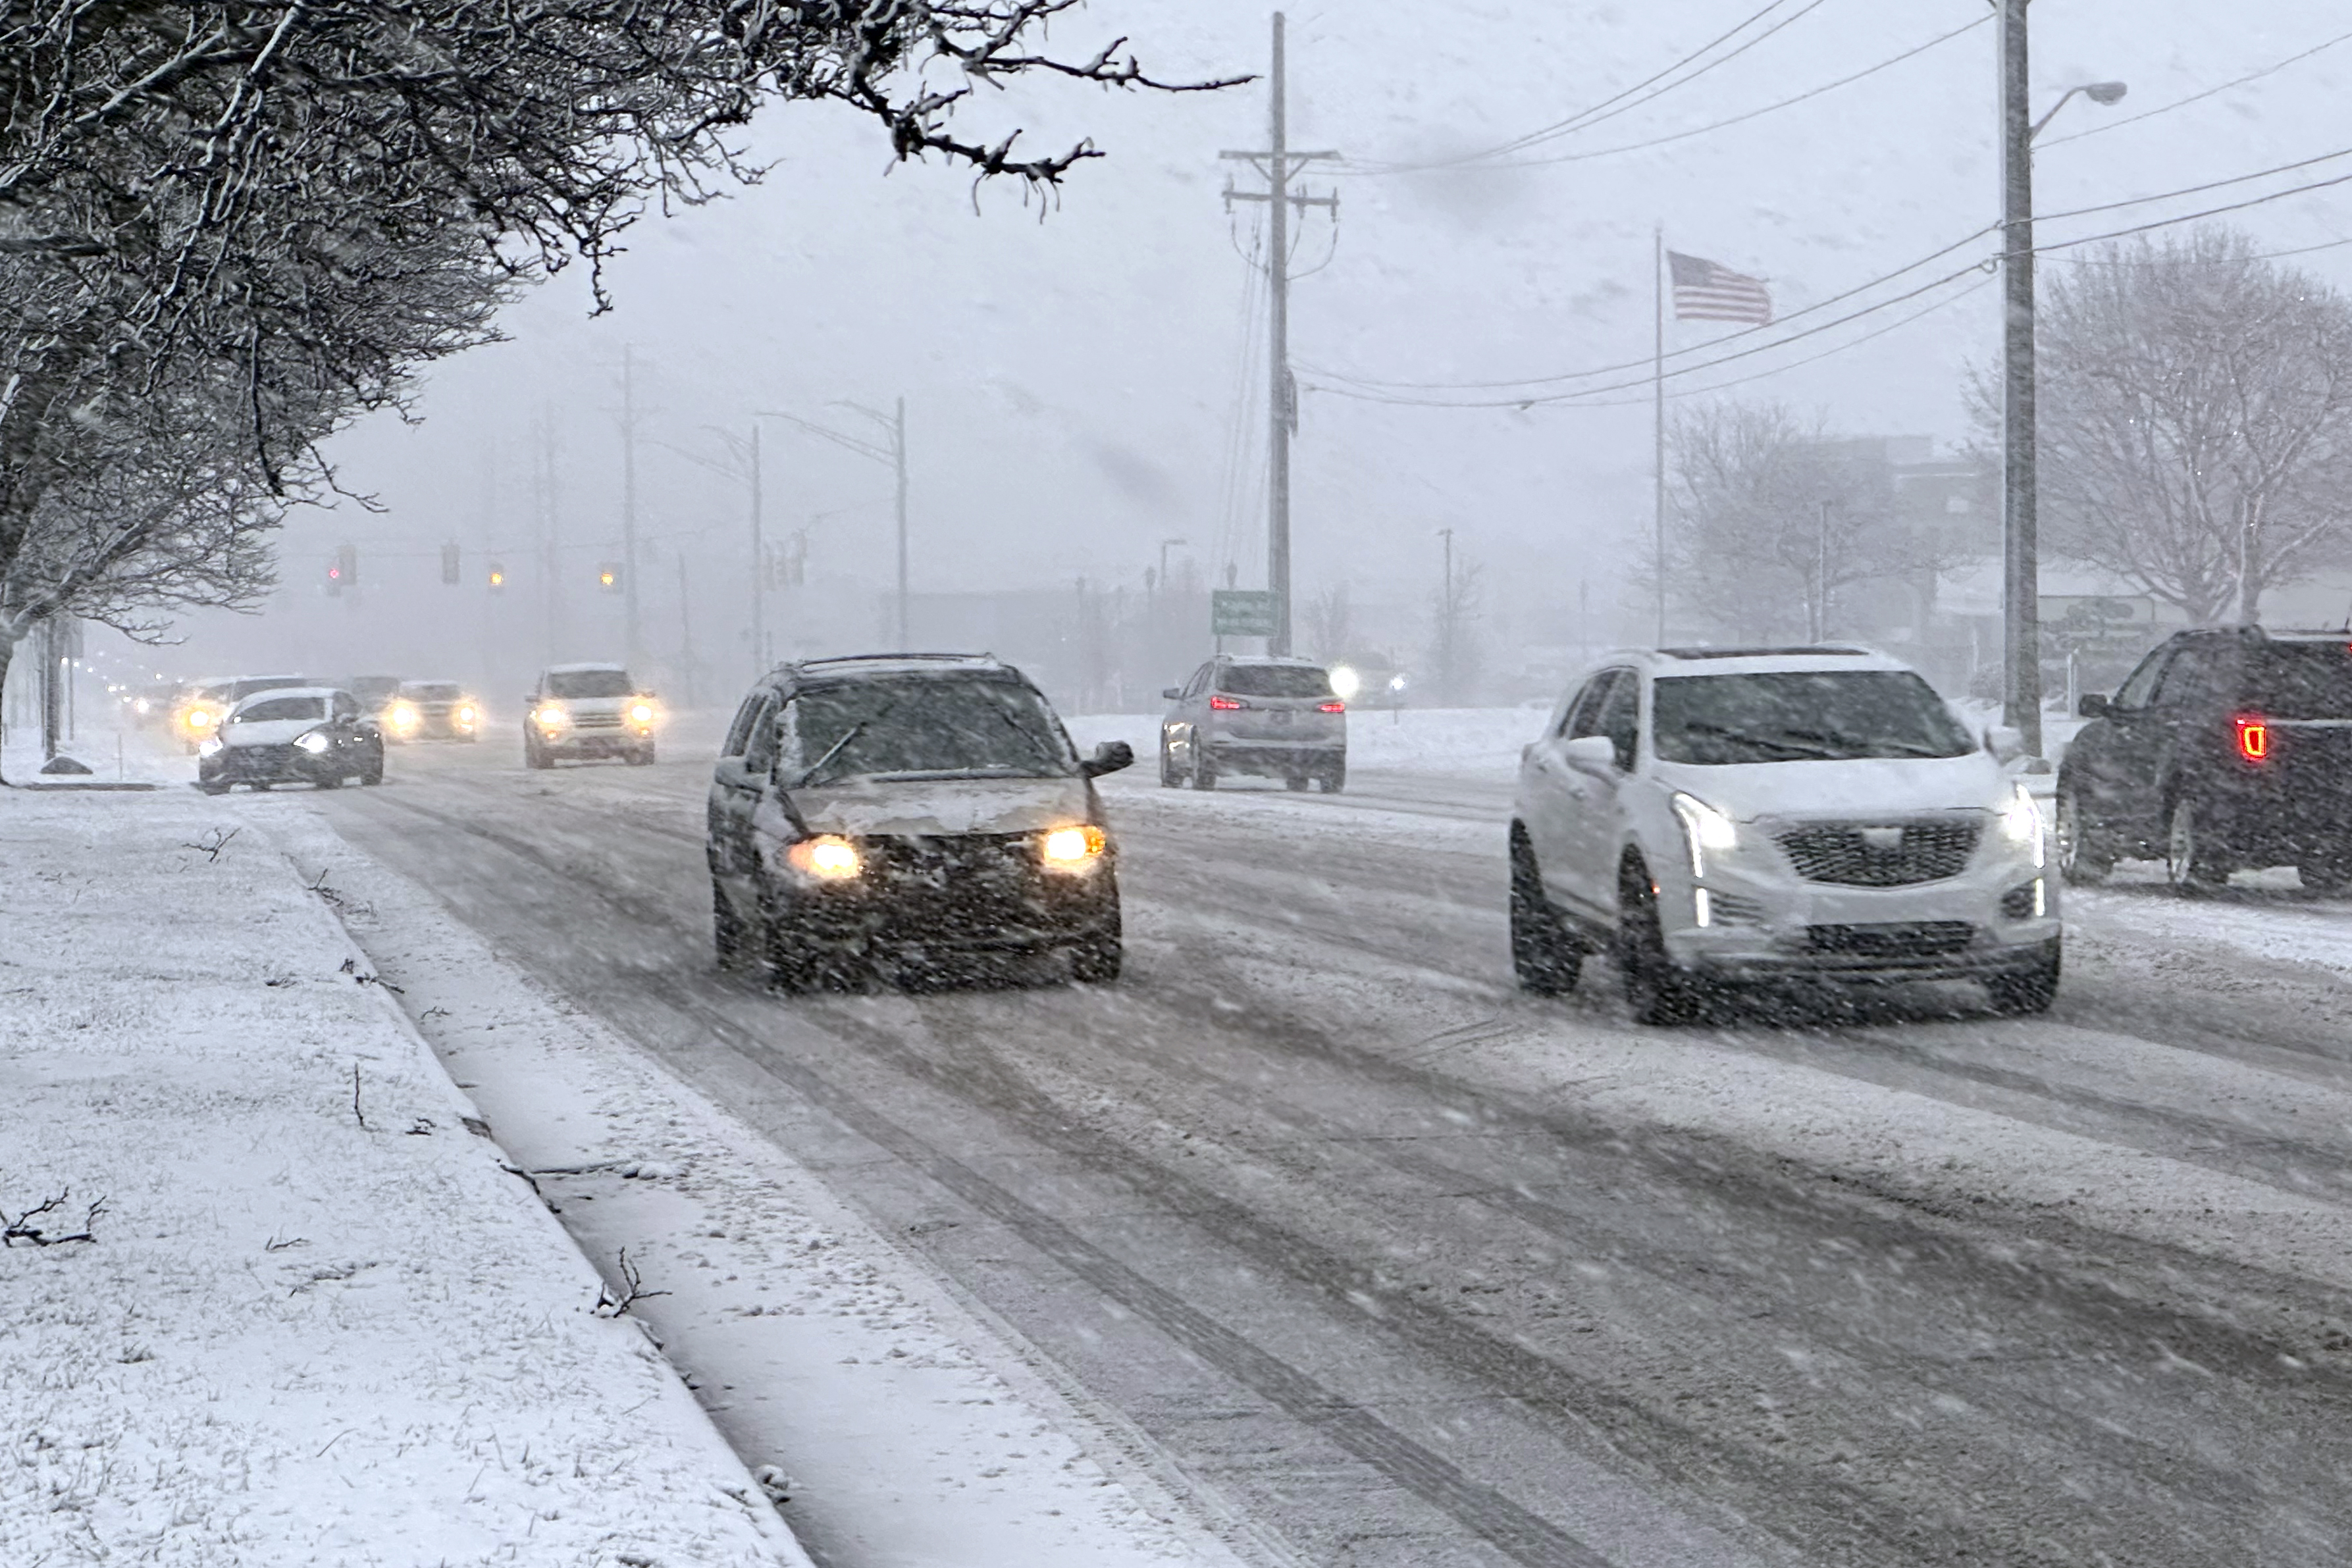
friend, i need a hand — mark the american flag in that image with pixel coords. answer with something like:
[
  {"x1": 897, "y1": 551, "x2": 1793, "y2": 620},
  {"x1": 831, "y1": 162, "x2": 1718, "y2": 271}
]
[{"x1": 1668, "y1": 250, "x2": 1773, "y2": 325}]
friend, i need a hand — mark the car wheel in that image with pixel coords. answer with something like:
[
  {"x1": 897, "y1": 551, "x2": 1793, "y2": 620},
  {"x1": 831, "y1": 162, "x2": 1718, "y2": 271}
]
[
  {"x1": 2055, "y1": 787, "x2": 2112, "y2": 886},
  {"x1": 1509, "y1": 827, "x2": 1581, "y2": 996},
  {"x1": 250, "y1": 781, "x2": 273, "y2": 792},
  {"x1": 1159, "y1": 745, "x2": 1180, "y2": 788},
  {"x1": 197, "y1": 781, "x2": 230, "y2": 797},
  {"x1": 316, "y1": 773, "x2": 344, "y2": 790},
  {"x1": 526, "y1": 739, "x2": 552, "y2": 770},
  {"x1": 627, "y1": 745, "x2": 655, "y2": 766},
  {"x1": 1986, "y1": 939, "x2": 2062, "y2": 1016},
  {"x1": 1619, "y1": 855, "x2": 1700, "y2": 1025},
  {"x1": 1319, "y1": 765, "x2": 1346, "y2": 794},
  {"x1": 1191, "y1": 749, "x2": 1218, "y2": 791},
  {"x1": 1286, "y1": 774, "x2": 1310, "y2": 792},
  {"x1": 2164, "y1": 795, "x2": 2227, "y2": 894},
  {"x1": 713, "y1": 881, "x2": 754, "y2": 971}
]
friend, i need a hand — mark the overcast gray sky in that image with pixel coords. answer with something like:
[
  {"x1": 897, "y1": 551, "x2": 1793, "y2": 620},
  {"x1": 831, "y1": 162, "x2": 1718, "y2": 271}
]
[{"x1": 165, "y1": 0, "x2": 2352, "y2": 680}]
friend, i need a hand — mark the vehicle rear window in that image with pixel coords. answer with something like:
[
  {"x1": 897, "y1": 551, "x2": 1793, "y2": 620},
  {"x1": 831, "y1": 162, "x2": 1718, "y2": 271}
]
[
  {"x1": 2245, "y1": 642, "x2": 2352, "y2": 719},
  {"x1": 785, "y1": 677, "x2": 1076, "y2": 784},
  {"x1": 548, "y1": 669, "x2": 635, "y2": 698},
  {"x1": 234, "y1": 696, "x2": 327, "y2": 724},
  {"x1": 1220, "y1": 665, "x2": 1332, "y2": 698},
  {"x1": 1653, "y1": 671, "x2": 1975, "y2": 764},
  {"x1": 405, "y1": 683, "x2": 462, "y2": 701}
]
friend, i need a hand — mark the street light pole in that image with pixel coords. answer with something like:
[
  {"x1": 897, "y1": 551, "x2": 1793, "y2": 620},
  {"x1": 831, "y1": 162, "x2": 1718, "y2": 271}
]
[
  {"x1": 748, "y1": 422, "x2": 766, "y2": 676},
  {"x1": 893, "y1": 396, "x2": 909, "y2": 651}
]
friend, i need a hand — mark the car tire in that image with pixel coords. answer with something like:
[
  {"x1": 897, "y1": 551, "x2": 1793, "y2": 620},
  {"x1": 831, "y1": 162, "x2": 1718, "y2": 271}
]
[
  {"x1": 1319, "y1": 765, "x2": 1346, "y2": 794},
  {"x1": 1286, "y1": 774, "x2": 1310, "y2": 792},
  {"x1": 1986, "y1": 939, "x2": 2062, "y2": 1016},
  {"x1": 198, "y1": 781, "x2": 230, "y2": 796},
  {"x1": 1159, "y1": 745, "x2": 1180, "y2": 788},
  {"x1": 1192, "y1": 750, "x2": 1218, "y2": 791},
  {"x1": 714, "y1": 881, "x2": 754, "y2": 971},
  {"x1": 360, "y1": 745, "x2": 384, "y2": 786},
  {"x1": 250, "y1": 781, "x2": 273, "y2": 792},
  {"x1": 2164, "y1": 794, "x2": 2227, "y2": 895},
  {"x1": 1509, "y1": 827, "x2": 1582, "y2": 996},
  {"x1": 627, "y1": 745, "x2": 655, "y2": 767},
  {"x1": 316, "y1": 773, "x2": 344, "y2": 790},
  {"x1": 526, "y1": 739, "x2": 552, "y2": 770},
  {"x1": 1619, "y1": 855, "x2": 1700, "y2": 1026},
  {"x1": 2055, "y1": 787, "x2": 2112, "y2": 886}
]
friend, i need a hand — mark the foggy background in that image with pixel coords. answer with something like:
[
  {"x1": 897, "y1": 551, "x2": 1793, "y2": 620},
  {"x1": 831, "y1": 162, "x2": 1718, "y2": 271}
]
[{"x1": 118, "y1": 0, "x2": 2352, "y2": 710}]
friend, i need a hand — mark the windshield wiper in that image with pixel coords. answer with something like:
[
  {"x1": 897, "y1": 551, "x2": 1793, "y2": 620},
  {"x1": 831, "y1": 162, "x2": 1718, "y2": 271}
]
[
  {"x1": 1777, "y1": 725, "x2": 1956, "y2": 760},
  {"x1": 989, "y1": 704, "x2": 1065, "y2": 771},
  {"x1": 797, "y1": 720, "x2": 870, "y2": 786},
  {"x1": 1678, "y1": 721, "x2": 1839, "y2": 760}
]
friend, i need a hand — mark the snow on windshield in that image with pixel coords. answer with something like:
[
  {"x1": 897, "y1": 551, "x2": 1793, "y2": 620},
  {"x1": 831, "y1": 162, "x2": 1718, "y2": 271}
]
[
  {"x1": 548, "y1": 670, "x2": 635, "y2": 698},
  {"x1": 233, "y1": 695, "x2": 327, "y2": 724},
  {"x1": 785, "y1": 679, "x2": 1076, "y2": 784},
  {"x1": 1653, "y1": 671, "x2": 1975, "y2": 764}
]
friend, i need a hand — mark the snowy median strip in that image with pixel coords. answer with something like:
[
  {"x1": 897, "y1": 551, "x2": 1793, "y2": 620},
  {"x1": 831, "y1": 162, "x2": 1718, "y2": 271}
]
[{"x1": 0, "y1": 789, "x2": 810, "y2": 1567}]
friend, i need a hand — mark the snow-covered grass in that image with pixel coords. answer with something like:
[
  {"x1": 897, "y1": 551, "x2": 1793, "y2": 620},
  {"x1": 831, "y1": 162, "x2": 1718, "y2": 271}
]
[{"x1": 0, "y1": 789, "x2": 809, "y2": 1567}]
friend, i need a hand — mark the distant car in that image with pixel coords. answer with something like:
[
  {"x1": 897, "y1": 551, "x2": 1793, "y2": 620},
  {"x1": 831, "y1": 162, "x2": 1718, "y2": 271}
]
[
  {"x1": 384, "y1": 680, "x2": 482, "y2": 743},
  {"x1": 524, "y1": 663, "x2": 656, "y2": 767},
  {"x1": 344, "y1": 675, "x2": 405, "y2": 718},
  {"x1": 172, "y1": 673, "x2": 311, "y2": 751},
  {"x1": 1508, "y1": 645, "x2": 2059, "y2": 1023},
  {"x1": 1158, "y1": 655, "x2": 1346, "y2": 792},
  {"x1": 706, "y1": 653, "x2": 1133, "y2": 989},
  {"x1": 2059, "y1": 625, "x2": 2352, "y2": 893},
  {"x1": 124, "y1": 683, "x2": 178, "y2": 730},
  {"x1": 197, "y1": 687, "x2": 384, "y2": 793}
]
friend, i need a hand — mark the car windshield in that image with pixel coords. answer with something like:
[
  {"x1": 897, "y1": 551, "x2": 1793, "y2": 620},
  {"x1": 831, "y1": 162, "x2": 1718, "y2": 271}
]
[
  {"x1": 234, "y1": 696, "x2": 327, "y2": 724},
  {"x1": 1220, "y1": 664, "x2": 1332, "y2": 698},
  {"x1": 548, "y1": 669, "x2": 635, "y2": 698},
  {"x1": 2246, "y1": 642, "x2": 2352, "y2": 719},
  {"x1": 406, "y1": 683, "x2": 463, "y2": 702},
  {"x1": 1653, "y1": 671, "x2": 1975, "y2": 764},
  {"x1": 785, "y1": 677, "x2": 1076, "y2": 784},
  {"x1": 229, "y1": 677, "x2": 306, "y2": 701}
]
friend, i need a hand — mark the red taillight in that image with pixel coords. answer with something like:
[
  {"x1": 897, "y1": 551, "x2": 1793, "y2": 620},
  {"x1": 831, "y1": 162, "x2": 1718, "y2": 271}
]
[
  {"x1": 2235, "y1": 714, "x2": 2270, "y2": 762},
  {"x1": 1208, "y1": 695, "x2": 1243, "y2": 710},
  {"x1": 1317, "y1": 700, "x2": 1345, "y2": 714}
]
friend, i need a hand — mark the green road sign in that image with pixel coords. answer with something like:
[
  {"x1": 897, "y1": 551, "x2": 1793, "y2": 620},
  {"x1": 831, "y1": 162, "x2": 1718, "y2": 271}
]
[{"x1": 1212, "y1": 589, "x2": 1281, "y2": 638}]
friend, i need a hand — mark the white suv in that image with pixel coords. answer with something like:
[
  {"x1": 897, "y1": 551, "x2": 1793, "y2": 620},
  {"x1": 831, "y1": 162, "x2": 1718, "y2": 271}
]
[{"x1": 1508, "y1": 646, "x2": 2058, "y2": 1022}]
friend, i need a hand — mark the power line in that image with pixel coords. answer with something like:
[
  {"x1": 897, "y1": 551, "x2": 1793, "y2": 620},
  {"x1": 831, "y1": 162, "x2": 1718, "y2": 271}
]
[
  {"x1": 2040, "y1": 25, "x2": 2352, "y2": 151},
  {"x1": 2035, "y1": 140, "x2": 2352, "y2": 228},
  {"x1": 2033, "y1": 163, "x2": 2352, "y2": 257},
  {"x1": 1344, "y1": 0, "x2": 1819, "y2": 176}
]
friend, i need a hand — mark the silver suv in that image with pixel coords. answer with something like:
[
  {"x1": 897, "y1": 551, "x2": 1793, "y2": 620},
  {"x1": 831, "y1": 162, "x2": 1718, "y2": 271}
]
[
  {"x1": 525, "y1": 662, "x2": 656, "y2": 767},
  {"x1": 1508, "y1": 646, "x2": 2058, "y2": 1022},
  {"x1": 1159, "y1": 656, "x2": 1346, "y2": 792}
]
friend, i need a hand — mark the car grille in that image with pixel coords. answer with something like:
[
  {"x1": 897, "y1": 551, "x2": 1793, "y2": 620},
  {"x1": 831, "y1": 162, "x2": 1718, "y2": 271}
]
[
  {"x1": 571, "y1": 713, "x2": 623, "y2": 730},
  {"x1": 1807, "y1": 922, "x2": 1977, "y2": 958},
  {"x1": 222, "y1": 745, "x2": 296, "y2": 774},
  {"x1": 1775, "y1": 820, "x2": 1981, "y2": 885},
  {"x1": 867, "y1": 833, "x2": 1051, "y2": 929}
]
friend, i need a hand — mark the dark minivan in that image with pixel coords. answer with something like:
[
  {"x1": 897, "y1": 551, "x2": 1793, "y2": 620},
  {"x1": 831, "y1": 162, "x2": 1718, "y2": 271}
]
[{"x1": 2059, "y1": 626, "x2": 2352, "y2": 892}]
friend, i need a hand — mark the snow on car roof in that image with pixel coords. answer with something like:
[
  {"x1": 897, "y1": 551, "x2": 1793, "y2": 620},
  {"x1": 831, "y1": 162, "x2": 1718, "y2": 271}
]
[
  {"x1": 227, "y1": 685, "x2": 344, "y2": 708},
  {"x1": 1220, "y1": 654, "x2": 1326, "y2": 667},
  {"x1": 1647, "y1": 646, "x2": 1914, "y2": 678}
]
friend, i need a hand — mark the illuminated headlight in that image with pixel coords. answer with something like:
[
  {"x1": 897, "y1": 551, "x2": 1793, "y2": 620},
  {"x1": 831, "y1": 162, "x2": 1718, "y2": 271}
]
[
  {"x1": 785, "y1": 835, "x2": 862, "y2": 881},
  {"x1": 197, "y1": 737, "x2": 223, "y2": 760},
  {"x1": 186, "y1": 709, "x2": 215, "y2": 729},
  {"x1": 629, "y1": 702, "x2": 656, "y2": 725},
  {"x1": 132, "y1": 698, "x2": 151, "y2": 715},
  {"x1": 535, "y1": 705, "x2": 568, "y2": 730},
  {"x1": 1670, "y1": 792, "x2": 1738, "y2": 879},
  {"x1": 1328, "y1": 665, "x2": 1362, "y2": 700},
  {"x1": 455, "y1": 705, "x2": 477, "y2": 727},
  {"x1": 294, "y1": 731, "x2": 331, "y2": 755},
  {"x1": 388, "y1": 702, "x2": 420, "y2": 729},
  {"x1": 2000, "y1": 782, "x2": 2045, "y2": 868},
  {"x1": 1040, "y1": 824, "x2": 1109, "y2": 870}
]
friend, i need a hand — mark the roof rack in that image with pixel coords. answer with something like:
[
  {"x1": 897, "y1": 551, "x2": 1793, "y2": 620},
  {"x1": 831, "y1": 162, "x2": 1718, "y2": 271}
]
[
  {"x1": 1657, "y1": 644, "x2": 1870, "y2": 660},
  {"x1": 797, "y1": 651, "x2": 998, "y2": 666}
]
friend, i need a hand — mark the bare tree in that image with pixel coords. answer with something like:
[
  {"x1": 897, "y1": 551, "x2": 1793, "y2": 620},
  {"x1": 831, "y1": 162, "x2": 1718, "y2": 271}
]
[
  {"x1": 2031, "y1": 226, "x2": 2352, "y2": 622},
  {"x1": 1660, "y1": 401, "x2": 1959, "y2": 644},
  {"x1": 1299, "y1": 583, "x2": 1354, "y2": 664}
]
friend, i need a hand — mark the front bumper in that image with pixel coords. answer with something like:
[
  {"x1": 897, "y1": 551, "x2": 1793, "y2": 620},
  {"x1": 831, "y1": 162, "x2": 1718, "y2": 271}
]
[
  {"x1": 767, "y1": 834, "x2": 1118, "y2": 953},
  {"x1": 201, "y1": 745, "x2": 351, "y2": 785},
  {"x1": 1662, "y1": 858, "x2": 2058, "y2": 981},
  {"x1": 536, "y1": 723, "x2": 650, "y2": 756}
]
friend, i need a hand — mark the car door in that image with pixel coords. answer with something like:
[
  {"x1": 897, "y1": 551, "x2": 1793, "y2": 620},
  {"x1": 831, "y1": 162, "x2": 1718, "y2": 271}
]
[
  {"x1": 1168, "y1": 662, "x2": 1213, "y2": 767},
  {"x1": 328, "y1": 692, "x2": 361, "y2": 768},
  {"x1": 2072, "y1": 642, "x2": 2174, "y2": 839},
  {"x1": 1524, "y1": 669, "x2": 1626, "y2": 918},
  {"x1": 710, "y1": 690, "x2": 779, "y2": 894}
]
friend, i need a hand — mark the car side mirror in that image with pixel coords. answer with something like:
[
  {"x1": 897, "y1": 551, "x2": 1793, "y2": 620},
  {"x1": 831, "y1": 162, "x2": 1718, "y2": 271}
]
[
  {"x1": 1161, "y1": 687, "x2": 1182, "y2": 701},
  {"x1": 1983, "y1": 725, "x2": 2025, "y2": 762},
  {"x1": 2077, "y1": 693, "x2": 2110, "y2": 719},
  {"x1": 1082, "y1": 740, "x2": 1135, "y2": 778},
  {"x1": 1560, "y1": 735, "x2": 1617, "y2": 771}
]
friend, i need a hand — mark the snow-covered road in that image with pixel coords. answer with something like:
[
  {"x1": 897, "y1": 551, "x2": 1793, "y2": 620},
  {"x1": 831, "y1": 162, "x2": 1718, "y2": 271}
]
[{"x1": 297, "y1": 722, "x2": 2352, "y2": 1567}]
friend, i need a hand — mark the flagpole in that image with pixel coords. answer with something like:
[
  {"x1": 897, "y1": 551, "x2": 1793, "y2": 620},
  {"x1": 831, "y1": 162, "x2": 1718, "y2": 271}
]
[{"x1": 1654, "y1": 224, "x2": 1667, "y2": 646}]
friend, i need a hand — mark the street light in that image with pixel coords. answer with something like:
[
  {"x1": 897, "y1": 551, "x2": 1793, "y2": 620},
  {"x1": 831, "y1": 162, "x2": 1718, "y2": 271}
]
[{"x1": 1999, "y1": 0, "x2": 2126, "y2": 765}]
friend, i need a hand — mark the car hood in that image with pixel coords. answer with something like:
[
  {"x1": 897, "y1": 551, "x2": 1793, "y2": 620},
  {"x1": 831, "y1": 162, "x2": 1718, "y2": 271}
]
[
  {"x1": 222, "y1": 719, "x2": 324, "y2": 748},
  {"x1": 1654, "y1": 752, "x2": 2009, "y2": 822},
  {"x1": 786, "y1": 775, "x2": 1095, "y2": 837}
]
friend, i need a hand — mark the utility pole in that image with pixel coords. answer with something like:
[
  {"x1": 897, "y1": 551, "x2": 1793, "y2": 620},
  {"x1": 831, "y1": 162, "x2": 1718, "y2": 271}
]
[
  {"x1": 892, "y1": 396, "x2": 909, "y2": 650},
  {"x1": 1816, "y1": 499, "x2": 1833, "y2": 642},
  {"x1": 1998, "y1": 0, "x2": 2041, "y2": 762},
  {"x1": 620, "y1": 343, "x2": 642, "y2": 669},
  {"x1": 1222, "y1": 12, "x2": 1336, "y2": 656},
  {"x1": 748, "y1": 422, "x2": 767, "y2": 677}
]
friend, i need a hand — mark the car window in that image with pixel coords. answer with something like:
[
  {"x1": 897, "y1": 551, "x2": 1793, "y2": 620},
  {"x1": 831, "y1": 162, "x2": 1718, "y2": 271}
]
[
  {"x1": 2153, "y1": 644, "x2": 2226, "y2": 708},
  {"x1": 1561, "y1": 671, "x2": 1619, "y2": 739},
  {"x1": 782, "y1": 677, "x2": 1078, "y2": 784},
  {"x1": 405, "y1": 683, "x2": 462, "y2": 702},
  {"x1": 1220, "y1": 665, "x2": 1332, "y2": 698},
  {"x1": 743, "y1": 696, "x2": 783, "y2": 773},
  {"x1": 2109, "y1": 646, "x2": 2173, "y2": 712},
  {"x1": 1596, "y1": 673, "x2": 1641, "y2": 770},
  {"x1": 1187, "y1": 663, "x2": 1214, "y2": 699},
  {"x1": 548, "y1": 669, "x2": 635, "y2": 698},
  {"x1": 2245, "y1": 640, "x2": 2352, "y2": 719},
  {"x1": 722, "y1": 693, "x2": 766, "y2": 757},
  {"x1": 1651, "y1": 671, "x2": 1975, "y2": 764},
  {"x1": 234, "y1": 696, "x2": 327, "y2": 724}
]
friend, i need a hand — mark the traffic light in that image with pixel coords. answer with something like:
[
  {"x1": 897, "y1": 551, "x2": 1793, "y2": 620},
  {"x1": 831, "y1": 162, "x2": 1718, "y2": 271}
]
[
  {"x1": 486, "y1": 562, "x2": 506, "y2": 592},
  {"x1": 597, "y1": 562, "x2": 622, "y2": 594},
  {"x1": 441, "y1": 542, "x2": 461, "y2": 585},
  {"x1": 327, "y1": 542, "x2": 357, "y2": 595}
]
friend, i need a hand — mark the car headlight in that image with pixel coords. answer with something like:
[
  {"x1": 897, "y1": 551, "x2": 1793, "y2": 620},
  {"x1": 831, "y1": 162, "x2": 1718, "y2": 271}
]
[
  {"x1": 388, "y1": 702, "x2": 419, "y2": 729},
  {"x1": 785, "y1": 835, "x2": 862, "y2": 881},
  {"x1": 456, "y1": 705, "x2": 477, "y2": 725},
  {"x1": 1670, "y1": 793, "x2": 1738, "y2": 879},
  {"x1": 629, "y1": 702, "x2": 656, "y2": 725},
  {"x1": 535, "y1": 704, "x2": 567, "y2": 729},
  {"x1": 1040, "y1": 823, "x2": 1109, "y2": 870},
  {"x1": 186, "y1": 708, "x2": 214, "y2": 729},
  {"x1": 2000, "y1": 782, "x2": 2045, "y2": 868},
  {"x1": 294, "y1": 730, "x2": 331, "y2": 755},
  {"x1": 197, "y1": 737, "x2": 223, "y2": 760}
]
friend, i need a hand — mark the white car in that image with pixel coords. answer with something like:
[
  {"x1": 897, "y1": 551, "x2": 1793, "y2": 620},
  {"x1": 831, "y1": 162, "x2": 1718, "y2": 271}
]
[
  {"x1": 525, "y1": 662, "x2": 657, "y2": 768},
  {"x1": 1507, "y1": 646, "x2": 2058, "y2": 1023}
]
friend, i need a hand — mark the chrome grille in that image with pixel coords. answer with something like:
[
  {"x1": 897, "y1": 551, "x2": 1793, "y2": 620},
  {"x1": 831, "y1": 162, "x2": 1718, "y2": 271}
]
[
  {"x1": 1806, "y1": 922, "x2": 1975, "y2": 958},
  {"x1": 1775, "y1": 820, "x2": 1981, "y2": 886}
]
